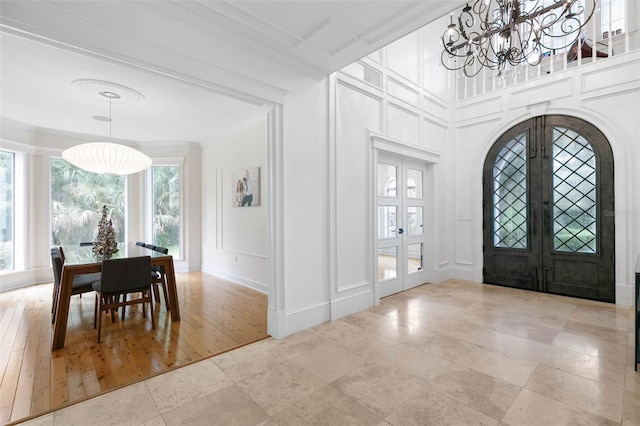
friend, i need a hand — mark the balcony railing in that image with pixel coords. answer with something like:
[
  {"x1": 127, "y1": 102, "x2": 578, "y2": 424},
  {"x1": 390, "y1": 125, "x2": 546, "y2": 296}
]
[{"x1": 454, "y1": 29, "x2": 638, "y2": 101}]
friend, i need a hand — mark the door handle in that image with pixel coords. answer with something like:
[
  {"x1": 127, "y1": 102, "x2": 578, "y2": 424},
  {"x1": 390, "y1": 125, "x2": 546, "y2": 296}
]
[{"x1": 398, "y1": 228, "x2": 404, "y2": 234}]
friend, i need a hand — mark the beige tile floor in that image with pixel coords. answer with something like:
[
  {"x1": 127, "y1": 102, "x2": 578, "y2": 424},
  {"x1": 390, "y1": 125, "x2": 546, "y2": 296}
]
[{"x1": 15, "y1": 280, "x2": 640, "y2": 425}]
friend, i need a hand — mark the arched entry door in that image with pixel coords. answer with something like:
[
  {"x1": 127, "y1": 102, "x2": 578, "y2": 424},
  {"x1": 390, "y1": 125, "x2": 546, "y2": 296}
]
[{"x1": 483, "y1": 115, "x2": 615, "y2": 302}]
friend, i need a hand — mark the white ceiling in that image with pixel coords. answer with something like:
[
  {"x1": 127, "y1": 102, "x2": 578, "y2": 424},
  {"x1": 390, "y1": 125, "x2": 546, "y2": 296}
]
[{"x1": 0, "y1": 0, "x2": 461, "y2": 144}]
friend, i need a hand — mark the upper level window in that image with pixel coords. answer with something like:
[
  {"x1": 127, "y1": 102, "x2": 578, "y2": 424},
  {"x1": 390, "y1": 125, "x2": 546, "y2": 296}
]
[
  {"x1": 151, "y1": 165, "x2": 180, "y2": 257},
  {"x1": 0, "y1": 150, "x2": 14, "y2": 271},
  {"x1": 601, "y1": 0, "x2": 626, "y2": 38},
  {"x1": 50, "y1": 158, "x2": 125, "y2": 252}
]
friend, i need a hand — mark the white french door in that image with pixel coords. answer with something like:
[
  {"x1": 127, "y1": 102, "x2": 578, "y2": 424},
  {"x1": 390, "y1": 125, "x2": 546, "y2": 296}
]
[{"x1": 377, "y1": 154, "x2": 428, "y2": 297}]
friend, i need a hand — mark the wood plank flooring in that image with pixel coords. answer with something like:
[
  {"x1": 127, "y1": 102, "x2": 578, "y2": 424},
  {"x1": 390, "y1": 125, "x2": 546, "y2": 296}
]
[{"x1": 0, "y1": 271, "x2": 268, "y2": 425}]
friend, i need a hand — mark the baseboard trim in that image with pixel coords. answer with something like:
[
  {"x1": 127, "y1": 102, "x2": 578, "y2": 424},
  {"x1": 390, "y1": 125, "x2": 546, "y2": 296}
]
[
  {"x1": 616, "y1": 282, "x2": 634, "y2": 306},
  {"x1": 200, "y1": 267, "x2": 268, "y2": 294}
]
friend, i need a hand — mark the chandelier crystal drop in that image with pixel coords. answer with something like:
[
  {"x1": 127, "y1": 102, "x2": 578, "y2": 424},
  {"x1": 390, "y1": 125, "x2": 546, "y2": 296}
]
[
  {"x1": 441, "y1": 0, "x2": 596, "y2": 77},
  {"x1": 63, "y1": 87, "x2": 152, "y2": 175}
]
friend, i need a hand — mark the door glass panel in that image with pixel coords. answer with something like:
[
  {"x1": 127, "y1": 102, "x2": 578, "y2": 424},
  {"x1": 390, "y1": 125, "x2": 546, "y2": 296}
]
[
  {"x1": 378, "y1": 206, "x2": 397, "y2": 239},
  {"x1": 378, "y1": 247, "x2": 397, "y2": 280},
  {"x1": 493, "y1": 133, "x2": 528, "y2": 249},
  {"x1": 378, "y1": 163, "x2": 397, "y2": 197},
  {"x1": 406, "y1": 168, "x2": 422, "y2": 199},
  {"x1": 407, "y1": 207, "x2": 423, "y2": 236},
  {"x1": 552, "y1": 127, "x2": 596, "y2": 253},
  {"x1": 407, "y1": 243, "x2": 423, "y2": 274}
]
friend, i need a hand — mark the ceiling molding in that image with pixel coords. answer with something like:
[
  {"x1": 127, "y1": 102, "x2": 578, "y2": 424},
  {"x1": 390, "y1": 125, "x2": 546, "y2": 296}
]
[
  {"x1": 0, "y1": 1, "x2": 293, "y2": 103},
  {"x1": 362, "y1": 1, "x2": 462, "y2": 46},
  {"x1": 1, "y1": 0, "x2": 465, "y2": 144},
  {"x1": 138, "y1": 1, "x2": 330, "y2": 80}
]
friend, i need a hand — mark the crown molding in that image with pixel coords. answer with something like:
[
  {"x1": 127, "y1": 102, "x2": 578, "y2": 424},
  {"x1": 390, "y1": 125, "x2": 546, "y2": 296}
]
[{"x1": 0, "y1": 1, "x2": 291, "y2": 103}]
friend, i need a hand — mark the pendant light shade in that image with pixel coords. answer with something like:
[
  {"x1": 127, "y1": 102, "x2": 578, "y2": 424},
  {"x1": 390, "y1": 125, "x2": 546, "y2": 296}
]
[
  {"x1": 63, "y1": 81, "x2": 151, "y2": 175},
  {"x1": 62, "y1": 142, "x2": 152, "y2": 175}
]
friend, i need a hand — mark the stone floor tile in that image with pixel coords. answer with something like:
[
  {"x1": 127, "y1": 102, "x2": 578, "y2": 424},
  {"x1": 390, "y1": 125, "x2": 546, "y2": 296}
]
[{"x1": 524, "y1": 364, "x2": 624, "y2": 422}]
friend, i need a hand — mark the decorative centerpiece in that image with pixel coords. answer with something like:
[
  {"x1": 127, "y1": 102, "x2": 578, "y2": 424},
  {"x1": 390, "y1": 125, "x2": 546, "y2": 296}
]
[{"x1": 93, "y1": 205, "x2": 119, "y2": 260}]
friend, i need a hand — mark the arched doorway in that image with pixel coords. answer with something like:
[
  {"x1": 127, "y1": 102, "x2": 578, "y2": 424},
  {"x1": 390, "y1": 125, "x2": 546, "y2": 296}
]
[{"x1": 482, "y1": 115, "x2": 615, "y2": 302}]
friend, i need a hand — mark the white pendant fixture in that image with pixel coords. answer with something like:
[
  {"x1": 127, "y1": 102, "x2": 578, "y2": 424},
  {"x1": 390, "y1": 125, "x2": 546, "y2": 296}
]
[{"x1": 63, "y1": 81, "x2": 151, "y2": 175}]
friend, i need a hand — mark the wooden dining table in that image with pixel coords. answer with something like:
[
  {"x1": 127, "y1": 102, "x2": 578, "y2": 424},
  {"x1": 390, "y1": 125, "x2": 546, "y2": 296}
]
[{"x1": 52, "y1": 243, "x2": 180, "y2": 351}]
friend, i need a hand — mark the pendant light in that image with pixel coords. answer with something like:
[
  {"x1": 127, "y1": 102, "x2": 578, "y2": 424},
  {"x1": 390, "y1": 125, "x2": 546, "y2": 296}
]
[{"x1": 63, "y1": 86, "x2": 152, "y2": 175}]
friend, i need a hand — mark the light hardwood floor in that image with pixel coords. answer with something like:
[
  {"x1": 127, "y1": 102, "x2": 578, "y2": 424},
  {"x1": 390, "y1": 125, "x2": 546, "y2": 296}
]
[{"x1": 0, "y1": 271, "x2": 268, "y2": 425}]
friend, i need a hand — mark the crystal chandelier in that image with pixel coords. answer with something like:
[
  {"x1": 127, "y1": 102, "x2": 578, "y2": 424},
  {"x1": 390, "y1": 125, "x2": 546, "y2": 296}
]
[
  {"x1": 63, "y1": 81, "x2": 151, "y2": 175},
  {"x1": 441, "y1": 0, "x2": 596, "y2": 77}
]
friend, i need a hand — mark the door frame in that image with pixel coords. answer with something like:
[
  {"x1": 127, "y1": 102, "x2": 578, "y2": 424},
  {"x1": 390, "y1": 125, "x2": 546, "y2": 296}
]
[
  {"x1": 481, "y1": 115, "x2": 615, "y2": 301},
  {"x1": 377, "y1": 153, "x2": 430, "y2": 297},
  {"x1": 471, "y1": 109, "x2": 634, "y2": 305},
  {"x1": 368, "y1": 131, "x2": 440, "y2": 303}
]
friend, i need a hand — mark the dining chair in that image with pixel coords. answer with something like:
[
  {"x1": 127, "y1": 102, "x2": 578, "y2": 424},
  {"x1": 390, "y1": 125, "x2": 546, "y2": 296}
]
[
  {"x1": 92, "y1": 256, "x2": 154, "y2": 343},
  {"x1": 50, "y1": 247, "x2": 101, "y2": 323}
]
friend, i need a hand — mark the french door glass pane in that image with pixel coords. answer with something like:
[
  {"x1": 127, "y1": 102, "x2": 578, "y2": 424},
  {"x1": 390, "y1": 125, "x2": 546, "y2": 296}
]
[
  {"x1": 378, "y1": 206, "x2": 397, "y2": 239},
  {"x1": 378, "y1": 163, "x2": 397, "y2": 197},
  {"x1": 407, "y1": 243, "x2": 423, "y2": 274},
  {"x1": 406, "y1": 168, "x2": 422, "y2": 199},
  {"x1": 552, "y1": 127, "x2": 597, "y2": 253},
  {"x1": 378, "y1": 247, "x2": 397, "y2": 280},
  {"x1": 152, "y1": 165, "x2": 180, "y2": 256},
  {"x1": 50, "y1": 158, "x2": 125, "y2": 252},
  {"x1": 0, "y1": 151, "x2": 14, "y2": 270},
  {"x1": 493, "y1": 133, "x2": 528, "y2": 249},
  {"x1": 407, "y1": 207, "x2": 423, "y2": 236}
]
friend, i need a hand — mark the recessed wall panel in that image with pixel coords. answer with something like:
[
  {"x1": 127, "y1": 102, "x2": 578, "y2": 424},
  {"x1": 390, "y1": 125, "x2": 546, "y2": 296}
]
[
  {"x1": 422, "y1": 119, "x2": 447, "y2": 151},
  {"x1": 388, "y1": 78, "x2": 419, "y2": 106},
  {"x1": 387, "y1": 31, "x2": 419, "y2": 84},
  {"x1": 336, "y1": 83, "x2": 382, "y2": 290},
  {"x1": 387, "y1": 104, "x2": 419, "y2": 144}
]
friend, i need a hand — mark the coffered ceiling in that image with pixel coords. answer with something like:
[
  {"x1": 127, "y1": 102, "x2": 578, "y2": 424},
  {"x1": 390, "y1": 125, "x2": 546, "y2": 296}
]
[{"x1": 0, "y1": 1, "x2": 460, "y2": 143}]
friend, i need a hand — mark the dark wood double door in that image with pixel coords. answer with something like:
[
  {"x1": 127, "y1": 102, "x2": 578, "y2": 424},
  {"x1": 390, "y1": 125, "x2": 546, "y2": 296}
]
[{"x1": 483, "y1": 115, "x2": 615, "y2": 302}]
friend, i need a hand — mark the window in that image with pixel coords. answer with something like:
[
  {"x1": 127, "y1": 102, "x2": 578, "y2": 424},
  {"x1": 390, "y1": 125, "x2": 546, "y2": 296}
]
[
  {"x1": 50, "y1": 158, "x2": 125, "y2": 252},
  {"x1": 601, "y1": 0, "x2": 625, "y2": 38},
  {"x1": 151, "y1": 165, "x2": 180, "y2": 256},
  {"x1": 0, "y1": 151, "x2": 14, "y2": 270}
]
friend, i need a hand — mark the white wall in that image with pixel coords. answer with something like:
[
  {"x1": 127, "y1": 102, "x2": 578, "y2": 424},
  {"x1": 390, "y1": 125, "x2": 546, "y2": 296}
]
[
  {"x1": 274, "y1": 26, "x2": 453, "y2": 336},
  {"x1": 200, "y1": 115, "x2": 269, "y2": 293},
  {"x1": 280, "y1": 80, "x2": 331, "y2": 335}
]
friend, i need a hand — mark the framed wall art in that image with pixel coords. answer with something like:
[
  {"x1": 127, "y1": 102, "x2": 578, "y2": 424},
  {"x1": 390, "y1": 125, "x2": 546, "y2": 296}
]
[{"x1": 232, "y1": 167, "x2": 260, "y2": 207}]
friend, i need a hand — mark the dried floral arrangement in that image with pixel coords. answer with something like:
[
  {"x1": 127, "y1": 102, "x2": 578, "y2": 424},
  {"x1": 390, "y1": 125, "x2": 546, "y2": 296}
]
[{"x1": 92, "y1": 205, "x2": 119, "y2": 260}]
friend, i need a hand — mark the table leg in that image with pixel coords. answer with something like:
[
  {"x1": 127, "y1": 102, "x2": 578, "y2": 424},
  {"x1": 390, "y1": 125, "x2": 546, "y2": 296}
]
[
  {"x1": 52, "y1": 268, "x2": 73, "y2": 350},
  {"x1": 162, "y1": 258, "x2": 181, "y2": 321}
]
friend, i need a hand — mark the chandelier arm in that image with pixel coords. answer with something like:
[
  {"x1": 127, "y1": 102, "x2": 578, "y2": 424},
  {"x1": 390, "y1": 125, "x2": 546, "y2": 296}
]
[{"x1": 441, "y1": 0, "x2": 596, "y2": 77}]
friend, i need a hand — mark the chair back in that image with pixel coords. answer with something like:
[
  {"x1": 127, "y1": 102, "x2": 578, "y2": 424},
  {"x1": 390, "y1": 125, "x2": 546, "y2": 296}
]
[
  {"x1": 153, "y1": 246, "x2": 169, "y2": 255},
  {"x1": 50, "y1": 248, "x2": 64, "y2": 288},
  {"x1": 99, "y1": 256, "x2": 151, "y2": 294}
]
